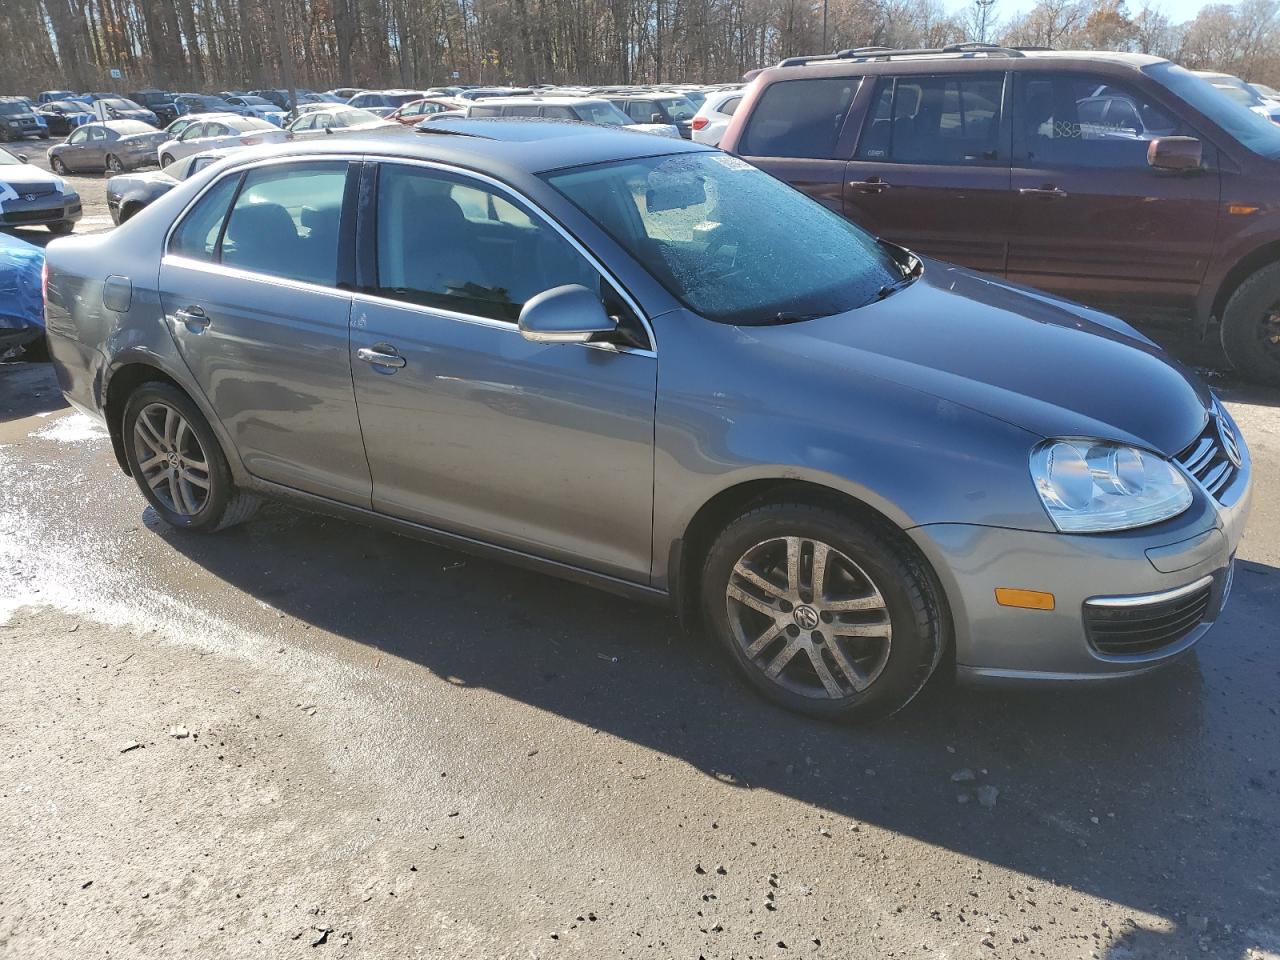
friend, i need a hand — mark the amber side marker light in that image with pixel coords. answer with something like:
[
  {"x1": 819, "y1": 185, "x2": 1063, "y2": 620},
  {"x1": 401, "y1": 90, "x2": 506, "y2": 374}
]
[
  {"x1": 995, "y1": 588, "x2": 1056, "y2": 611},
  {"x1": 1228, "y1": 204, "x2": 1259, "y2": 216}
]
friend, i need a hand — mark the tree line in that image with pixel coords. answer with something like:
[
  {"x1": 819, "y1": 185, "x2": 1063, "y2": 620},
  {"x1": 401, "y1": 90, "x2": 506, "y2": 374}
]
[{"x1": 1, "y1": 0, "x2": 1278, "y2": 96}]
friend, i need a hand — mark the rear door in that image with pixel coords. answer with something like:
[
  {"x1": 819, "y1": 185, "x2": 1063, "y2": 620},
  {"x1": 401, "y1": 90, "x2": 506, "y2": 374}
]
[
  {"x1": 733, "y1": 74, "x2": 863, "y2": 214},
  {"x1": 158, "y1": 159, "x2": 371, "y2": 505},
  {"x1": 843, "y1": 72, "x2": 1011, "y2": 275},
  {"x1": 1006, "y1": 72, "x2": 1220, "y2": 316}
]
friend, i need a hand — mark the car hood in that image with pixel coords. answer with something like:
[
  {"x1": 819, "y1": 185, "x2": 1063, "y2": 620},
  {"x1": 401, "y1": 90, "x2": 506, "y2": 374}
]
[
  {"x1": 776, "y1": 260, "x2": 1212, "y2": 457},
  {"x1": 0, "y1": 166, "x2": 64, "y2": 192}
]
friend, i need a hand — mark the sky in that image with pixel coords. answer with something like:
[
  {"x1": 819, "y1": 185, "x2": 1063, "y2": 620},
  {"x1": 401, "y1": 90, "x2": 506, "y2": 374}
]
[{"x1": 954, "y1": 0, "x2": 1221, "y2": 26}]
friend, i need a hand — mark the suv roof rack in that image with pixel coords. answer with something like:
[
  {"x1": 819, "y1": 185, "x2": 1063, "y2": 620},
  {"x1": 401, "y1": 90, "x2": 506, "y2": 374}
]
[{"x1": 777, "y1": 42, "x2": 1029, "y2": 68}]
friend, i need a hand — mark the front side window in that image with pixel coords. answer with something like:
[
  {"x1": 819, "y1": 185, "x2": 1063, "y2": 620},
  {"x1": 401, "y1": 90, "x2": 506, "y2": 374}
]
[
  {"x1": 740, "y1": 76, "x2": 860, "y2": 159},
  {"x1": 1015, "y1": 74, "x2": 1185, "y2": 169},
  {"x1": 219, "y1": 163, "x2": 348, "y2": 284},
  {"x1": 373, "y1": 164, "x2": 599, "y2": 322},
  {"x1": 67, "y1": 128, "x2": 88, "y2": 145},
  {"x1": 856, "y1": 74, "x2": 1003, "y2": 165},
  {"x1": 180, "y1": 124, "x2": 206, "y2": 141},
  {"x1": 546, "y1": 152, "x2": 903, "y2": 324}
]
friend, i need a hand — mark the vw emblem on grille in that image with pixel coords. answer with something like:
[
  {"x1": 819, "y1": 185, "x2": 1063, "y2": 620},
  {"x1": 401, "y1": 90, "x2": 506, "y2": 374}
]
[
  {"x1": 21, "y1": 194, "x2": 36, "y2": 202},
  {"x1": 793, "y1": 605, "x2": 820, "y2": 630},
  {"x1": 1216, "y1": 414, "x2": 1242, "y2": 468}
]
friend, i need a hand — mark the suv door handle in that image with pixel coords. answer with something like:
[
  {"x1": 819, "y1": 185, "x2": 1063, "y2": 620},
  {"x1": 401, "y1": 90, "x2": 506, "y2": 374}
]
[
  {"x1": 1019, "y1": 185, "x2": 1068, "y2": 199},
  {"x1": 356, "y1": 345, "x2": 407, "y2": 370},
  {"x1": 848, "y1": 177, "x2": 892, "y2": 193},
  {"x1": 174, "y1": 305, "x2": 210, "y2": 332}
]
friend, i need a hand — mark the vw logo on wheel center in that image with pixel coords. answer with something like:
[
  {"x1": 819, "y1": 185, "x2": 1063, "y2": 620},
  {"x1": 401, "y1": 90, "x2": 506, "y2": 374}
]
[{"x1": 793, "y1": 605, "x2": 820, "y2": 630}]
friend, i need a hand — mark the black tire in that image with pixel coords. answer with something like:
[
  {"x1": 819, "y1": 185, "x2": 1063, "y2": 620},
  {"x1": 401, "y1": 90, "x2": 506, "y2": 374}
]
[
  {"x1": 122, "y1": 382, "x2": 259, "y2": 533},
  {"x1": 38, "y1": 131, "x2": 50, "y2": 140},
  {"x1": 46, "y1": 220, "x2": 73, "y2": 235},
  {"x1": 1221, "y1": 261, "x2": 1280, "y2": 386},
  {"x1": 50, "y1": 156, "x2": 68, "y2": 175},
  {"x1": 105, "y1": 153, "x2": 123, "y2": 174},
  {"x1": 159, "y1": 153, "x2": 174, "y2": 168},
  {"x1": 700, "y1": 501, "x2": 948, "y2": 722}
]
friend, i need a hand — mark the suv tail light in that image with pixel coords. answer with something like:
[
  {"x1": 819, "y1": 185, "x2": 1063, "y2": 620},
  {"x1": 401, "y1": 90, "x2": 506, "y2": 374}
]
[{"x1": 691, "y1": 116, "x2": 708, "y2": 130}]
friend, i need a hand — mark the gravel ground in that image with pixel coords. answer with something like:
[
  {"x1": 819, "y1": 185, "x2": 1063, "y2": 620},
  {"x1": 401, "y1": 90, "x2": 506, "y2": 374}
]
[{"x1": 1, "y1": 358, "x2": 1279, "y2": 960}]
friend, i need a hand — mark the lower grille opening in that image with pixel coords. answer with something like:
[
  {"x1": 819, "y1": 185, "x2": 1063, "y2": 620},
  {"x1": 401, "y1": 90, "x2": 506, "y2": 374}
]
[{"x1": 1085, "y1": 578, "x2": 1214, "y2": 656}]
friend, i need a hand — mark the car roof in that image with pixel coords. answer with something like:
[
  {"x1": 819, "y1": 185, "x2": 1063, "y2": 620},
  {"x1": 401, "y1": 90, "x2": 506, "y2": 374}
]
[
  {"x1": 471, "y1": 95, "x2": 612, "y2": 107},
  {"x1": 225, "y1": 118, "x2": 709, "y2": 176}
]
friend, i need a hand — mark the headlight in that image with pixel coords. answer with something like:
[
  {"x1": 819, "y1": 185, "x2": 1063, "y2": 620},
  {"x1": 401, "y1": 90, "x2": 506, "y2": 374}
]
[{"x1": 1030, "y1": 439, "x2": 1192, "y2": 533}]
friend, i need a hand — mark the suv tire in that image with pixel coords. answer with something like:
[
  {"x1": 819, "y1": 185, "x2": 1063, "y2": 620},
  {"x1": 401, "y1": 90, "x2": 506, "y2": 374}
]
[
  {"x1": 700, "y1": 501, "x2": 947, "y2": 722},
  {"x1": 1220, "y1": 261, "x2": 1280, "y2": 386},
  {"x1": 122, "y1": 383, "x2": 259, "y2": 532}
]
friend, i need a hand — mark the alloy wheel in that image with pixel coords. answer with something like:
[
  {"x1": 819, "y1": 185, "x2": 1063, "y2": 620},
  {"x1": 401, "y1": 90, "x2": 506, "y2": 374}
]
[
  {"x1": 131, "y1": 402, "x2": 212, "y2": 517},
  {"x1": 106, "y1": 154, "x2": 122, "y2": 173},
  {"x1": 725, "y1": 536, "x2": 892, "y2": 700}
]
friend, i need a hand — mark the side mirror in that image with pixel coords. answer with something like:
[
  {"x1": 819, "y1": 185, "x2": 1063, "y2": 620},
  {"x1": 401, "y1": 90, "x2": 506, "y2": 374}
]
[
  {"x1": 14, "y1": 154, "x2": 28, "y2": 163},
  {"x1": 518, "y1": 284, "x2": 617, "y2": 344},
  {"x1": 650, "y1": 112, "x2": 665, "y2": 125},
  {"x1": 1148, "y1": 136, "x2": 1201, "y2": 172}
]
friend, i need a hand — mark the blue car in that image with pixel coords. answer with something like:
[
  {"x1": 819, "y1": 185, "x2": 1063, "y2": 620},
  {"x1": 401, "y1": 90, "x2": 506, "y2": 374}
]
[{"x1": 0, "y1": 231, "x2": 45, "y2": 354}]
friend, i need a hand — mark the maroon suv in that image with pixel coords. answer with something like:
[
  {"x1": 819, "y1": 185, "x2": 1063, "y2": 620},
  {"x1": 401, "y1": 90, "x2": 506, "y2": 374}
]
[{"x1": 722, "y1": 45, "x2": 1280, "y2": 385}]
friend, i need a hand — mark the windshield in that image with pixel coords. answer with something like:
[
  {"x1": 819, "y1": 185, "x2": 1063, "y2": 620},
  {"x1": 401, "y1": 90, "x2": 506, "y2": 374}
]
[
  {"x1": 658, "y1": 96, "x2": 698, "y2": 121},
  {"x1": 0, "y1": 148, "x2": 22, "y2": 165},
  {"x1": 1147, "y1": 62, "x2": 1280, "y2": 158},
  {"x1": 579, "y1": 101, "x2": 631, "y2": 125},
  {"x1": 238, "y1": 95, "x2": 273, "y2": 106},
  {"x1": 546, "y1": 153, "x2": 905, "y2": 323},
  {"x1": 0, "y1": 103, "x2": 30, "y2": 116}
]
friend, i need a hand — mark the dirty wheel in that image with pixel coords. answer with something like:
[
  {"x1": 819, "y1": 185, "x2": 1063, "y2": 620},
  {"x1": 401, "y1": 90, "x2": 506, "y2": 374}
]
[
  {"x1": 50, "y1": 156, "x2": 68, "y2": 175},
  {"x1": 1221, "y1": 261, "x2": 1280, "y2": 387},
  {"x1": 159, "y1": 152, "x2": 174, "y2": 168},
  {"x1": 105, "y1": 153, "x2": 124, "y2": 174},
  {"x1": 701, "y1": 501, "x2": 947, "y2": 722},
  {"x1": 122, "y1": 383, "x2": 258, "y2": 532}
]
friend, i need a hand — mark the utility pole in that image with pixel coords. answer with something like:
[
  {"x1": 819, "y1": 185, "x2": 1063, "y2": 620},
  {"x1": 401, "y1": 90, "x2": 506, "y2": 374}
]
[
  {"x1": 975, "y1": 0, "x2": 995, "y2": 43},
  {"x1": 269, "y1": 0, "x2": 298, "y2": 115}
]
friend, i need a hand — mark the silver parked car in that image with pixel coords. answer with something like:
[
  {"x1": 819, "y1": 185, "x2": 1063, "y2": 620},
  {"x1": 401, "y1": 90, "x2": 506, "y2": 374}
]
[
  {"x1": 43, "y1": 119, "x2": 1252, "y2": 721},
  {"x1": 48, "y1": 120, "x2": 168, "y2": 174},
  {"x1": 158, "y1": 115, "x2": 288, "y2": 168},
  {"x1": 285, "y1": 105, "x2": 395, "y2": 139}
]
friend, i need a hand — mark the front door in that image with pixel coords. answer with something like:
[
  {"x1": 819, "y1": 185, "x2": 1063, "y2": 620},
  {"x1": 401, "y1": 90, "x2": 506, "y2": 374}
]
[
  {"x1": 158, "y1": 159, "x2": 371, "y2": 505},
  {"x1": 843, "y1": 72, "x2": 1011, "y2": 275},
  {"x1": 349, "y1": 162, "x2": 657, "y2": 581},
  {"x1": 1006, "y1": 72, "x2": 1221, "y2": 318}
]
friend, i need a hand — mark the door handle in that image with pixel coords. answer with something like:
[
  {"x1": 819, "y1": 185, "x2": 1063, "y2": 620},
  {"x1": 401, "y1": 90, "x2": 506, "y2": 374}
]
[
  {"x1": 1018, "y1": 185, "x2": 1068, "y2": 199},
  {"x1": 848, "y1": 177, "x2": 892, "y2": 193},
  {"x1": 174, "y1": 305, "x2": 209, "y2": 332},
  {"x1": 356, "y1": 345, "x2": 407, "y2": 370}
]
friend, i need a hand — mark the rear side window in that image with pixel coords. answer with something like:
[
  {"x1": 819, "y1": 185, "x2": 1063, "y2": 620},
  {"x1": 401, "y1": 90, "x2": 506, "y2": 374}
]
[
  {"x1": 721, "y1": 96, "x2": 742, "y2": 116},
  {"x1": 221, "y1": 162, "x2": 348, "y2": 286},
  {"x1": 169, "y1": 173, "x2": 240, "y2": 261},
  {"x1": 470, "y1": 105, "x2": 502, "y2": 117},
  {"x1": 855, "y1": 74, "x2": 1004, "y2": 164},
  {"x1": 740, "y1": 76, "x2": 860, "y2": 159}
]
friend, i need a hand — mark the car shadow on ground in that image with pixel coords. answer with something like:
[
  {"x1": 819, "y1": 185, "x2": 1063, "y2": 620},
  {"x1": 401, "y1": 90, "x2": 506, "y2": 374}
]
[
  {"x1": 0, "y1": 361, "x2": 67, "y2": 421},
  {"x1": 153, "y1": 496, "x2": 1280, "y2": 956}
]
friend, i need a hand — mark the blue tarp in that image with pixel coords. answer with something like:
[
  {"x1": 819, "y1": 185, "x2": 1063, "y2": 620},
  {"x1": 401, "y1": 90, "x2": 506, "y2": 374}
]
[{"x1": 0, "y1": 231, "x2": 45, "y2": 332}]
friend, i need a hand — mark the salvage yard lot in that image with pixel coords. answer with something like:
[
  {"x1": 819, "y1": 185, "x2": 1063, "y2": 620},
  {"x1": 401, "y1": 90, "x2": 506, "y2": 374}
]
[{"x1": 1, "y1": 358, "x2": 1279, "y2": 958}]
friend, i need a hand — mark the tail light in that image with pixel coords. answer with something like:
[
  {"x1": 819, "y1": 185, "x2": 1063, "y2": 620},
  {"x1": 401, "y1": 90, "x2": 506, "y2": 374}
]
[
  {"x1": 691, "y1": 116, "x2": 708, "y2": 130},
  {"x1": 41, "y1": 260, "x2": 49, "y2": 303},
  {"x1": 240, "y1": 136, "x2": 263, "y2": 145}
]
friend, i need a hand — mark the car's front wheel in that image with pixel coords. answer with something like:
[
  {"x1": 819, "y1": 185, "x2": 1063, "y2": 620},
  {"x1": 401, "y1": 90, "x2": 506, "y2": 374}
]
[
  {"x1": 701, "y1": 501, "x2": 947, "y2": 722},
  {"x1": 122, "y1": 383, "x2": 259, "y2": 532},
  {"x1": 46, "y1": 220, "x2": 73, "y2": 235},
  {"x1": 159, "y1": 153, "x2": 174, "y2": 168},
  {"x1": 1221, "y1": 261, "x2": 1280, "y2": 387},
  {"x1": 50, "y1": 156, "x2": 68, "y2": 175}
]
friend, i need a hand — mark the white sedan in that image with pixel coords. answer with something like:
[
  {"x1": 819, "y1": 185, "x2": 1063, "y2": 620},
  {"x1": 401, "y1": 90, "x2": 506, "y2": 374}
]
[
  {"x1": 157, "y1": 114, "x2": 289, "y2": 168},
  {"x1": 285, "y1": 106, "x2": 396, "y2": 140}
]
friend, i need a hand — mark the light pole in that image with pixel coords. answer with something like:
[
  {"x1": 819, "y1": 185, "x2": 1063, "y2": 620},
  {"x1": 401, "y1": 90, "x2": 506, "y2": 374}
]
[
  {"x1": 975, "y1": 0, "x2": 995, "y2": 43},
  {"x1": 269, "y1": 0, "x2": 298, "y2": 116}
]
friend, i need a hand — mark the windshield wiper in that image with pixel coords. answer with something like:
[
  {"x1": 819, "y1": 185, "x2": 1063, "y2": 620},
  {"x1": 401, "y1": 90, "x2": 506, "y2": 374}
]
[{"x1": 737, "y1": 310, "x2": 826, "y2": 326}]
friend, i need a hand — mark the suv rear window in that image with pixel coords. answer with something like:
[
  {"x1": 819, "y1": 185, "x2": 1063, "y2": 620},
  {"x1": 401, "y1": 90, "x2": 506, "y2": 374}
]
[
  {"x1": 740, "y1": 77, "x2": 859, "y2": 159},
  {"x1": 856, "y1": 75, "x2": 1004, "y2": 164}
]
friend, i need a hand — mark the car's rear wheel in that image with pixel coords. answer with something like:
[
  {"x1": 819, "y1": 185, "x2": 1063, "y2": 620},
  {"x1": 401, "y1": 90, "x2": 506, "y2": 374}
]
[
  {"x1": 38, "y1": 131, "x2": 49, "y2": 140},
  {"x1": 159, "y1": 153, "x2": 174, "y2": 168},
  {"x1": 49, "y1": 156, "x2": 68, "y2": 175},
  {"x1": 46, "y1": 220, "x2": 73, "y2": 235},
  {"x1": 701, "y1": 501, "x2": 947, "y2": 722},
  {"x1": 105, "y1": 153, "x2": 123, "y2": 174},
  {"x1": 1221, "y1": 261, "x2": 1280, "y2": 387},
  {"x1": 122, "y1": 383, "x2": 259, "y2": 532}
]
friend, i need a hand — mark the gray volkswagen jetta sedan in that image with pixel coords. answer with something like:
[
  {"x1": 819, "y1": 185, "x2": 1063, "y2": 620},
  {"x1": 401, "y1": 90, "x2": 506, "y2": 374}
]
[{"x1": 44, "y1": 119, "x2": 1252, "y2": 721}]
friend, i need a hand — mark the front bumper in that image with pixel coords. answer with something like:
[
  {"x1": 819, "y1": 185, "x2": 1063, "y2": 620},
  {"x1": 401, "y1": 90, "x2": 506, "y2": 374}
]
[
  {"x1": 0, "y1": 193, "x2": 81, "y2": 227},
  {"x1": 910, "y1": 450, "x2": 1252, "y2": 683}
]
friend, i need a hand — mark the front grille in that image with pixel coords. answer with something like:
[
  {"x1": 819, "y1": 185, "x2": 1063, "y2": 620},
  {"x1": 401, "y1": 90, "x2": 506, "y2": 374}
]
[
  {"x1": 1176, "y1": 415, "x2": 1239, "y2": 502},
  {"x1": 1085, "y1": 577, "x2": 1214, "y2": 656}
]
